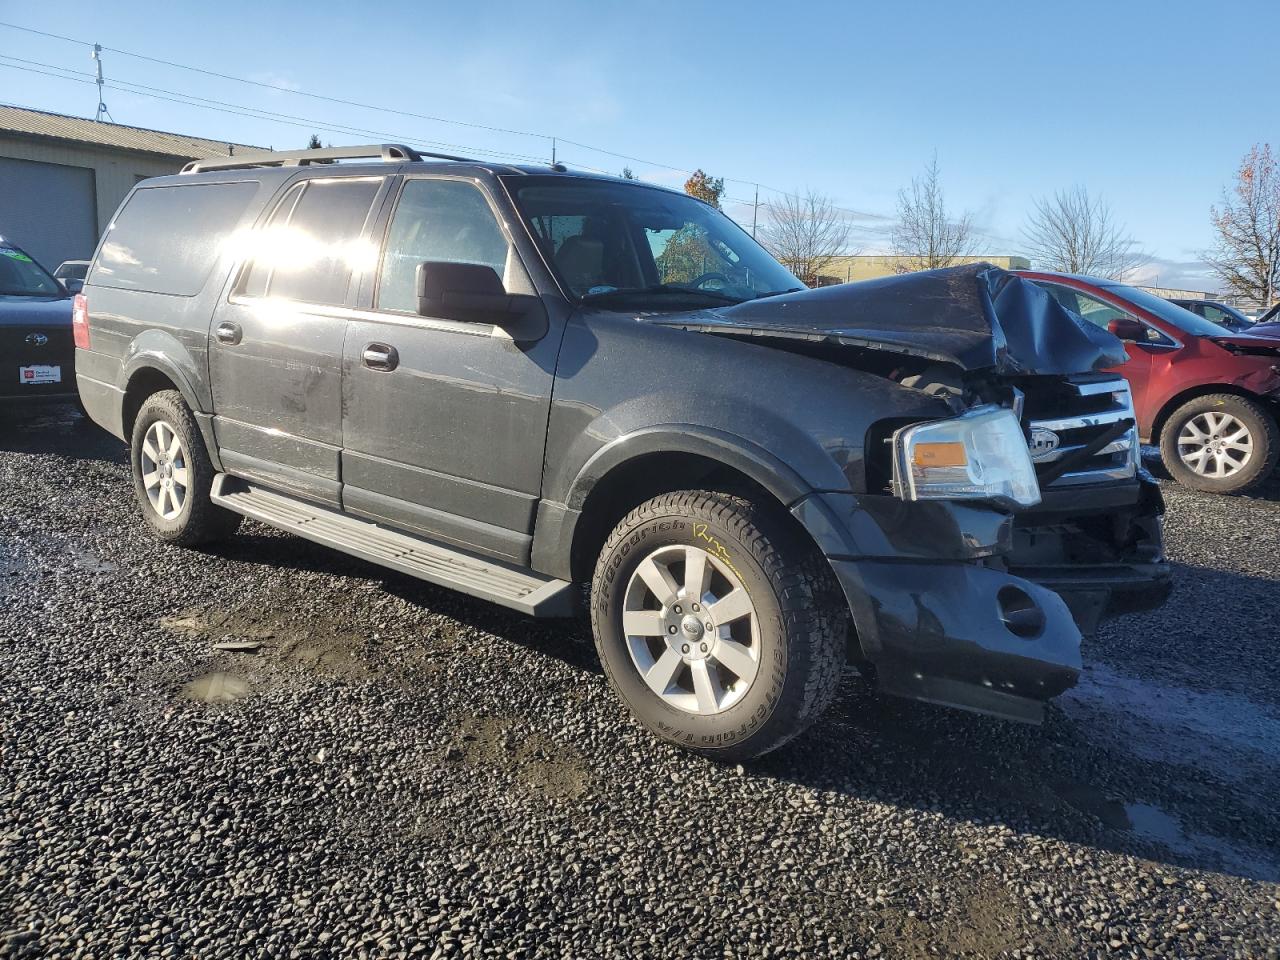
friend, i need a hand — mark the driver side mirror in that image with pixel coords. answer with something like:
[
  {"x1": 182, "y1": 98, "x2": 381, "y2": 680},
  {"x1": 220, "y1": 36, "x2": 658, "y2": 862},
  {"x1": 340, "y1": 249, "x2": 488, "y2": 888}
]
[
  {"x1": 1107, "y1": 317, "x2": 1146, "y2": 342},
  {"x1": 62, "y1": 278, "x2": 84, "y2": 295},
  {"x1": 416, "y1": 262, "x2": 547, "y2": 342}
]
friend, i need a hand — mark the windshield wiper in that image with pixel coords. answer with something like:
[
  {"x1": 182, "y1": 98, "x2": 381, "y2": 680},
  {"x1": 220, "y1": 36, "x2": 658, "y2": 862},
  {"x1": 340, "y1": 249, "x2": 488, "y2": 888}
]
[
  {"x1": 751, "y1": 287, "x2": 804, "y2": 300},
  {"x1": 580, "y1": 285, "x2": 745, "y2": 305}
]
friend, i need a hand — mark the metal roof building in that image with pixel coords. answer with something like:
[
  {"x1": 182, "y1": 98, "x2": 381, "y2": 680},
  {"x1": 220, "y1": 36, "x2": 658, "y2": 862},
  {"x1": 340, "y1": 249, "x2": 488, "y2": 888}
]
[{"x1": 0, "y1": 104, "x2": 256, "y2": 270}]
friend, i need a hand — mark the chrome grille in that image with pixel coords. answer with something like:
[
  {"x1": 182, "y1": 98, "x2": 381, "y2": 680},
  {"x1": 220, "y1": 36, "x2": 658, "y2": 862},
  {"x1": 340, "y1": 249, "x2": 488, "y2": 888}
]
[{"x1": 1026, "y1": 377, "x2": 1138, "y2": 488}]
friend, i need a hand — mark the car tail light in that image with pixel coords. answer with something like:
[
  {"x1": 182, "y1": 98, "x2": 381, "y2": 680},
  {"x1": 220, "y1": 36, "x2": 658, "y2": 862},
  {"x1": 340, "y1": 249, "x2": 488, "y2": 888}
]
[{"x1": 72, "y1": 293, "x2": 90, "y2": 350}]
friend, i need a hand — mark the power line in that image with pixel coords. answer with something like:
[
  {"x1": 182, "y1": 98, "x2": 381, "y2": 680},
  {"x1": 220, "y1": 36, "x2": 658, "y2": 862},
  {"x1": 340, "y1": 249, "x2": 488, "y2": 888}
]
[{"x1": 0, "y1": 18, "x2": 888, "y2": 221}]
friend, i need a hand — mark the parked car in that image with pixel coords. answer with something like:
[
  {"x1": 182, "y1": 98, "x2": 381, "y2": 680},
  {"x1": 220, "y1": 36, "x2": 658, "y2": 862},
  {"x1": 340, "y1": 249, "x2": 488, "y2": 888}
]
[
  {"x1": 1167, "y1": 297, "x2": 1256, "y2": 333},
  {"x1": 0, "y1": 239, "x2": 77, "y2": 409},
  {"x1": 75, "y1": 145, "x2": 1171, "y2": 758},
  {"x1": 1020, "y1": 272, "x2": 1280, "y2": 494},
  {"x1": 1255, "y1": 302, "x2": 1280, "y2": 327},
  {"x1": 54, "y1": 259, "x2": 91, "y2": 294}
]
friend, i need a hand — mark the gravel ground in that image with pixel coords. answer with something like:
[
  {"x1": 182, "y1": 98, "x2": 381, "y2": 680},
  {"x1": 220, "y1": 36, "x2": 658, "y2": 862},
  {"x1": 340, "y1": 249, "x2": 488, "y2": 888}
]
[{"x1": 2, "y1": 405, "x2": 1279, "y2": 959}]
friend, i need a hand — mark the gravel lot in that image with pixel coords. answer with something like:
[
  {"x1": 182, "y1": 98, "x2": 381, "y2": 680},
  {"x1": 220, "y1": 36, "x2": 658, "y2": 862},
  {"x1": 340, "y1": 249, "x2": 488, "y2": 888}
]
[{"x1": 3, "y1": 405, "x2": 1279, "y2": 959}]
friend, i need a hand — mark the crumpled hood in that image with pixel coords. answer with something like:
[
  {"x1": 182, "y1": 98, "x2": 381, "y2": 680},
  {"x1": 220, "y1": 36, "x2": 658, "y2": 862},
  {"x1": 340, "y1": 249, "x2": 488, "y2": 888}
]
[
  {"x1": 0, "y1": 295, "x2": 72, "y2": 328},
  {"x1": 646, "y1": 262, "x2": 1128, "y2": 376}
]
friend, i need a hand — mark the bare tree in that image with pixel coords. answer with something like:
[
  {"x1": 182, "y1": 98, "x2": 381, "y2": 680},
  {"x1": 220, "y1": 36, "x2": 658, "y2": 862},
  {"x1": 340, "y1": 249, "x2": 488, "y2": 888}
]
[
  {"x1": 890, "y1": 155, "x2": 978, "y2": 271},
  {"x1": 1021, "y1": 186, "x2": 1145, "y2": 280},
  {"x1": 760, "y1": 190, "x2": 851, "y2": 285},
  {"x1": 1205, "y1": 144, "x2": 1280, "y2": 307}
]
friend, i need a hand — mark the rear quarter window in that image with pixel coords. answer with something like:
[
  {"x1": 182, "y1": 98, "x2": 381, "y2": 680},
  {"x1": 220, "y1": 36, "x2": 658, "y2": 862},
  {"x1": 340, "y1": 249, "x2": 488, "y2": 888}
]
[{"x1": 90, "y1": 181, "x2": 259, "y2": 296}]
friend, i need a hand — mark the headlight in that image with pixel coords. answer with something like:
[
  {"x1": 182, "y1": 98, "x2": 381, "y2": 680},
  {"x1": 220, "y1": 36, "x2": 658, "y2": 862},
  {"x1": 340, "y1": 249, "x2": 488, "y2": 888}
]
[{"x1": 892, "y1": 405, "x2": 1041, "y2": 510}]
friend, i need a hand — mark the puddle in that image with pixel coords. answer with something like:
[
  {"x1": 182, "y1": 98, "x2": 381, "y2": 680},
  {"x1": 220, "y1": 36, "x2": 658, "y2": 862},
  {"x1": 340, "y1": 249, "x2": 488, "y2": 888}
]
[
  {"x1": 1061, "y1": 662, "x2": 1280, "y2": 783},
  {"x1": 1123, "y1": 801, "x2": 1279, "y2": 882},
  {"x1": 181, "y1": 673, "x2": 250, "y2": 703}
]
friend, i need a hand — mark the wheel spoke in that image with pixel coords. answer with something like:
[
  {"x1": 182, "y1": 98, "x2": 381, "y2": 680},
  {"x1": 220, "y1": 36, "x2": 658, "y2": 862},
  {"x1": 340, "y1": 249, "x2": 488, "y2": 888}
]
[
  {"x1": 707, "y1": 588, "x2": 753, "y2": 626},
  {"x1": 689, "y1": 659, "x2": 720, "y2": 713},
  {"x1": 141, "y1": 438, "x2": 160, "y2": 463},
  {"x1": 683, "y1": 546, "x2": 712, "y2": 602},
  {"x1": 635, "y1": 556, "x2": 680, "y2": 607},
  {"x1": 171, "y1": 466, "x2": 189, "y2": 487},
  {"x1": 167, "y1": 433, "x2": 182, "y2": 459},
  {"x1": 712, "y1": 638, "x2": 756, "y2": 681},
  {"x1": 643, "y1": 647, "x2": 683, "y2": 696},
  {"x1": 623, "y1": 609, "x2": 666, "y2": 637},
  {"x1": 142, "y1": 469, "x2": 161, "y2": 490}
]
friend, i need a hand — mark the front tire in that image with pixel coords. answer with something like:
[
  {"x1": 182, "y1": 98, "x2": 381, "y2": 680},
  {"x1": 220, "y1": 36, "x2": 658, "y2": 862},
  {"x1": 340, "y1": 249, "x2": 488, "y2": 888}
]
[
  {"x1": 130, "y1": 390, "x2": 241, "y2": 546},
  {"x1": 1159, "y1": 393, "x2": 1278, "y2": 494},
  {"x1": 590, "y1": 490, "x2": 846, "y2": 761}
]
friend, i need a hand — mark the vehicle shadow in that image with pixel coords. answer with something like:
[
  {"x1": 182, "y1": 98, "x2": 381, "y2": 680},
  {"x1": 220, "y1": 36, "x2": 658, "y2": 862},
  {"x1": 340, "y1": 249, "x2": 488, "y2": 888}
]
[
  {"x1": 201, "y1": 527, "x2": 1280, "y2": 883},
  {"x1": 0, "y1": 402, "x2": 126, "y2": 465}
]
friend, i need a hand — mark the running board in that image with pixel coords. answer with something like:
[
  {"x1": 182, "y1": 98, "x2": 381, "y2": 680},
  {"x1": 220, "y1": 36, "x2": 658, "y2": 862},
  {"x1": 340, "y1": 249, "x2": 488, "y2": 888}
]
[{"x1": 210, "y1": 475, "x2": 575, "y2": 617}]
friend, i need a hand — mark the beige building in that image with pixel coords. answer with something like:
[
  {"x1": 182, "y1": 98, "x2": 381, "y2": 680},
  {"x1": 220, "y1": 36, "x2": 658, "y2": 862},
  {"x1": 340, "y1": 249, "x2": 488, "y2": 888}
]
[
  {"x1": 812, "y1": 254, "x2": 1031, "y2": 285},
  {"x1": 0, "y1": 105, "x2": 255, "y2": 270}
]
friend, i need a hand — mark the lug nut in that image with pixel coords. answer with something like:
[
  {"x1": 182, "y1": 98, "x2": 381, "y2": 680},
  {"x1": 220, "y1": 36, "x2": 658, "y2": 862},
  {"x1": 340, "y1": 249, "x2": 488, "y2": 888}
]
[
  {"x1": 673, "y1": 604, "x2": 682, "y2": 614},
  {"x1": 699, "y1": 642, "x2": 708, "y2": 652},
  {"x1": 668, "y1": 625, "x2": 677, "y2": 634},
  {"x1": 681, "y1": 644, "x2": 690, "y2": 654},
  {"x1": 705, "y1": 621, "x2": 713, "y2": 631},
  {"x1": 692, "y1": 603, "x2": 700, "y2": 612}
]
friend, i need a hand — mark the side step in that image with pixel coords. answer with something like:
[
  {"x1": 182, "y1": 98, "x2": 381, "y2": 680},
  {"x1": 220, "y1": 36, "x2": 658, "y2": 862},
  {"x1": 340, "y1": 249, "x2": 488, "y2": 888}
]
[{"x1": 210, "y1": 475, "x2": 576, "y2": 617}]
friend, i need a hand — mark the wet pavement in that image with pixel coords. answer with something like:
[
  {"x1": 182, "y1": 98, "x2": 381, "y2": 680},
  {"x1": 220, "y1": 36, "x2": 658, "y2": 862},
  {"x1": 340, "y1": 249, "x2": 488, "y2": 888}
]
[{"x1": 2, "y1": 403, "x2": 1279, "y2": 958}]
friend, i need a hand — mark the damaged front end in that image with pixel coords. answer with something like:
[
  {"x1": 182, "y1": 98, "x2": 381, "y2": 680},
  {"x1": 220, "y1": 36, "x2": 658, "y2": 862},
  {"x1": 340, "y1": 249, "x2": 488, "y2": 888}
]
[{"x1": 652, "y1": 263, "x2": 1173, "y2": 724}]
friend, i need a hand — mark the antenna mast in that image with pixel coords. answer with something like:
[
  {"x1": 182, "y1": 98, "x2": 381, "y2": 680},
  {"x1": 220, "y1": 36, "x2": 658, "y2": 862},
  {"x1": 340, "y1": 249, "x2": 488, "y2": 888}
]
[{"x1": 91, "y1": 44, "x2": 111, "y2": 122}]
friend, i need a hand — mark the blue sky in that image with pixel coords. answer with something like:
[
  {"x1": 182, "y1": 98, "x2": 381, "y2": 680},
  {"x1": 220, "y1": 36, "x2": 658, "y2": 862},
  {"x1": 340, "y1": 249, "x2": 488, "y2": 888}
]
[{"x1": 2, "y1": 0, "x2": 1276, "y2": 289}]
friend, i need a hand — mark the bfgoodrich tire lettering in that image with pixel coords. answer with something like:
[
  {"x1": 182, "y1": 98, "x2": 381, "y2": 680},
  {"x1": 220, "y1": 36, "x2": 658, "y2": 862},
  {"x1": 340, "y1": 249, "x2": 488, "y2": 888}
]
[
  {"x1": 130, "y1": 390, "x2": 241, "y2": 546},
  {"x1": 590, "y1": 490, "x2": 846, "y2": 761}
]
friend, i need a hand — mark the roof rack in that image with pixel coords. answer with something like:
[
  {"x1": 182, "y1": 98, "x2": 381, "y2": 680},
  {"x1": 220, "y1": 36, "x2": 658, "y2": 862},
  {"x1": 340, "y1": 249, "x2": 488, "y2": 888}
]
[{"x1": 180, "y1": 143, "x2": 479, "y2": 174}]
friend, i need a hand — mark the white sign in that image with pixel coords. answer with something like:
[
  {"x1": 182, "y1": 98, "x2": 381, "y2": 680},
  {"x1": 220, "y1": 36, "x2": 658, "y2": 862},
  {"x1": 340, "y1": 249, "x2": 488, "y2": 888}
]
[{"x1": 19, "y1": 365, "x2": 61, "y2": 385}]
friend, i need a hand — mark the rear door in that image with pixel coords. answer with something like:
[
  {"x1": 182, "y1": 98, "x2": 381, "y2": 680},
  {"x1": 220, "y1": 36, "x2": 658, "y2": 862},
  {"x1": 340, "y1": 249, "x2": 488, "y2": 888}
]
[
  {"x1": 340, "y1": 175, "x2": 560, "y2": 565},
  {"x1": 209, "y1": 175, "x2": 388, "y2": 506}
]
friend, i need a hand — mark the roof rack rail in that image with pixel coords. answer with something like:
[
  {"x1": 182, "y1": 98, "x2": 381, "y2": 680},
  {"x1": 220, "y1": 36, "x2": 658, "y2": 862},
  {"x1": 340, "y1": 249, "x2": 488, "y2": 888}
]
[{"x1": 180, "y1": 143, "x2": 479, "y2": 174}]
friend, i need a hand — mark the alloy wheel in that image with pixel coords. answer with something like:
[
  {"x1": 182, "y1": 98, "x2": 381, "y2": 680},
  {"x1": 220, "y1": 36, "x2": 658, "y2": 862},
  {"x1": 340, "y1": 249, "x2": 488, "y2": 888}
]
[
  {"x1": 1177, "y1": 411, "x2": 1253, "y2": 479},
  {"x1": 622, "y1": 544, "x2": 761, "y2": 715},
  {"x1": 140, "y1": 420, "x2": 189, "y2": 520}
]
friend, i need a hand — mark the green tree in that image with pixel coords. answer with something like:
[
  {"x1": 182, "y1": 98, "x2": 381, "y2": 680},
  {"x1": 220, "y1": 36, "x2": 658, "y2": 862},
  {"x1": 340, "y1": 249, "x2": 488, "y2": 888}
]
[{"x1": 620, "y1": 166, "x2": 638, "y2": 180}]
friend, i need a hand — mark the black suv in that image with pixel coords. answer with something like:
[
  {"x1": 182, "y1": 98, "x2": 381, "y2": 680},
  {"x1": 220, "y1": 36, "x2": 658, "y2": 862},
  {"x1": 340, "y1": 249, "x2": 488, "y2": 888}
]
[{"x1": 75, "y1": 144, "x2": 1171, "y2": 759}]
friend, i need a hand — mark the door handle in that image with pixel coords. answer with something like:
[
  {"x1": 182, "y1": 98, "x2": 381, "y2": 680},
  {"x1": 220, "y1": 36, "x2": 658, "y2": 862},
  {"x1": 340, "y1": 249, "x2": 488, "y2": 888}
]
[
  {"x1": 215, "y1": 321, "x2": 242, "y2": 345},
  {"x1": 362, "y1": 342, "x2": 398, "y2": 372}
]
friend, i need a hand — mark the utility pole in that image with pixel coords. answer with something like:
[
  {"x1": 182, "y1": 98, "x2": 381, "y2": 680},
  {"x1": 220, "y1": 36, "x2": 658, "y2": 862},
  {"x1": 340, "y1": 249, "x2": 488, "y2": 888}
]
[
  {"x1": 550, "y1": 137, "x2": 557, "y2": 166},
  {"x1": 751, "y1": 184, "x2": 759, "y2": 239},
  {"x1": 91, "y1": 44, "x2": 111, "y2": 122}
]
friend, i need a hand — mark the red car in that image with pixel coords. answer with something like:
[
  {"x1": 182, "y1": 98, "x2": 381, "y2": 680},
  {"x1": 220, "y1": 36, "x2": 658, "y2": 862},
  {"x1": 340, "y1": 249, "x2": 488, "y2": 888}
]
[{"x1": 1017, "y1": 272, "x2": 1280, "y2": 494}]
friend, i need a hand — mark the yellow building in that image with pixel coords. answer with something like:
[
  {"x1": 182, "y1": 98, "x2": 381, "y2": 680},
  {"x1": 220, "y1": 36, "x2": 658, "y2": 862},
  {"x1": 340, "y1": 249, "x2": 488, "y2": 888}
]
[{"x1": 813, "y1": 254, "x2": 1031, "y2": 285}]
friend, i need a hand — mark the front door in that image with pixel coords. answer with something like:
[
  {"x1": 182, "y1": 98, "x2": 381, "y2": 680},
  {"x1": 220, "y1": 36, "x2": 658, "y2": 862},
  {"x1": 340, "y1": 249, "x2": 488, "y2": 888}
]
[
  {"x1": 209, "y1": 175, "x2": 386, "y2": 505},
  {"x1": 341, "y1": 176, "x2": 560, "y2": 565}
]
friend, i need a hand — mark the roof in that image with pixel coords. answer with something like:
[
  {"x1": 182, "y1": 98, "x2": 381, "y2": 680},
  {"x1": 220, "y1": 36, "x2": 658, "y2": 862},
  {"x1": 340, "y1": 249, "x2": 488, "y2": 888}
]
[{"x1": 0, "y1": 103, "x2": 259, "y2": 160}]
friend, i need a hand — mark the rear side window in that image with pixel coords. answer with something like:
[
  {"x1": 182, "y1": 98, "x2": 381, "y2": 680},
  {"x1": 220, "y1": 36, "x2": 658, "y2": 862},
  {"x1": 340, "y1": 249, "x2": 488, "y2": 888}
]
[
  {"x1": 92, "y1": 182, "x2": 258, "y2": 296},
  {"x1": 239, "y1": 177, "x2": 382, "y2": 307}
]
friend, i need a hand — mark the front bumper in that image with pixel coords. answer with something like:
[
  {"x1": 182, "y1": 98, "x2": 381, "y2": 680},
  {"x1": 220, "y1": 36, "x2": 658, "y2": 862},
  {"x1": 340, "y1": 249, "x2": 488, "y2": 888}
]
[
  {"x1": 793, "y1": 475, "x2": 1171, "y2": 724},
  {"x1": 829, "y1": 558, "x2": 1081, "y2": 723}
]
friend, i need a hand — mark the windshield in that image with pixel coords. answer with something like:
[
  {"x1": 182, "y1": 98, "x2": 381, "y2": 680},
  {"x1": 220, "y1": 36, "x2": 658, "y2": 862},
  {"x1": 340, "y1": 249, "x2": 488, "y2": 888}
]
[
  {"x1": 508, "y1": 177, "x2": 802, "y2": 308},
  {"x1": 1102, "y1": 282, "x2": 1233, "y2": 337},
  {"x1": 0, "y1": 246, "x2": 63, "y2": 298}
]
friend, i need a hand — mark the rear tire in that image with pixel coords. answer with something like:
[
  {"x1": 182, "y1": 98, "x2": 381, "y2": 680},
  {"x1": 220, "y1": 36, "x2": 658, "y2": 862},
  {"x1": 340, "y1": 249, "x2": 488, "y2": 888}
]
[
  {"x1": 130, "y1": 390, "x2": 240, "y2": 546},
  {"x1": 590, "y1": 490, "x2": 846, "y2": 761},
  {"x1": 1159, "y1": 393, "x2": 1278, "y2": 494}
]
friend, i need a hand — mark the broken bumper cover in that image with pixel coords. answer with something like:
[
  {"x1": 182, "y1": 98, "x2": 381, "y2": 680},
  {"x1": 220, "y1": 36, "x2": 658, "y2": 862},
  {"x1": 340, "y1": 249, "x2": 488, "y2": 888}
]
[
  {"x1": 829, "y1": 558, "x2": 1082, "y2": 724},
  {"x1": 794, "y1": 478, "x2": 1170, "y2": 724}
]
